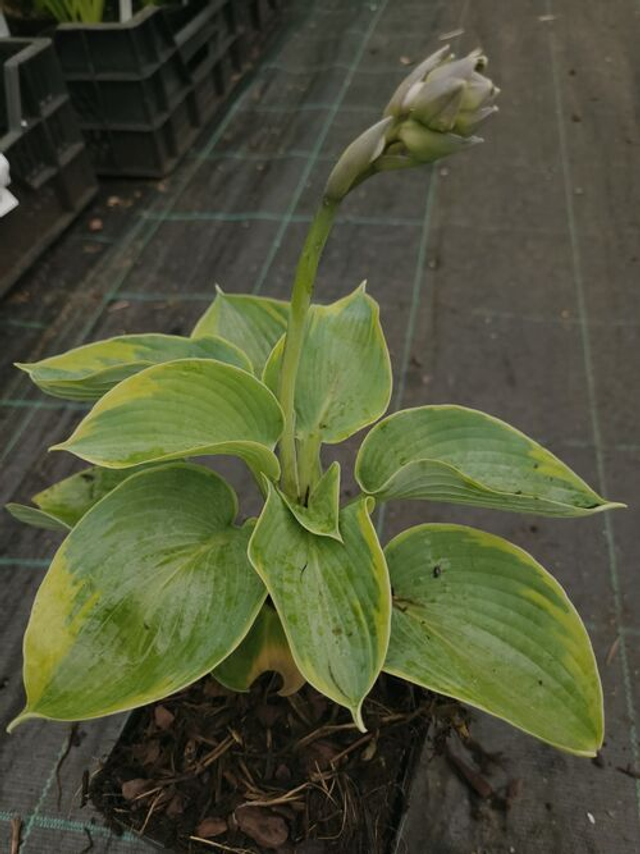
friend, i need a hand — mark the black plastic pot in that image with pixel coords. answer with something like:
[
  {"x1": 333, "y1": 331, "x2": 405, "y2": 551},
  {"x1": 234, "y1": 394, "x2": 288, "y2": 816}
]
[
  {"x1": 0, "y1": 37, "x2": 97, "y2": 297},
  {"x1": 52, "y1": 0, "x2": 284, "y2": 178},
  {"x1": 90, "y1": 678, "x2": 428, "y2": 853}
]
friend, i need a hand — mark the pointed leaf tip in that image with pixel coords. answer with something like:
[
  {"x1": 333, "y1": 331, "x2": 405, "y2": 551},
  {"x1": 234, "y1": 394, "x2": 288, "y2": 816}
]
[{"x1": 249, "y1": 489, "x2": 391, "y2": 720}]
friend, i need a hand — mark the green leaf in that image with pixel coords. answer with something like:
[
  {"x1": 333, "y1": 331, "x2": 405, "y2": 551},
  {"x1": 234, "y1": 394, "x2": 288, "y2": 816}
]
[
  {"x1": 52, "y1": 359, "x2": 284, "y2": 481},
  {"x1": 31, "y1": 466, "x2": 151, "y2": 528},
  {"x1": 213, "y1": 604, "x2": 305, "y2": 697},
  {"x1": 356, "y1": 405, "x2": 622, "y2": 517},
  {"x1": 16, "y1": 333, "x2": 251, "y2": 401},
  {"x1": 281, "y1": 462, "x2": 342, "y2": 541},
  {"x1": 384, "y1": 523, "x2": 603, "y2": 756},
  {"x1": 249, "y1": 487, "x2": 391, "y2": 729},
  {"x1": 5, "y1": 503, "x2": 70, "y2": 532},
  {"x1": 9, "y1": 463, "x2": 267, "y2": 728},
  {"x1": 192, "y1": 287, "x2": 289, "y2": 374},
  {"x1": 5, "y1": 466, "x2": 150, "y2": 531},
  {"x1": 263, "y1": 284, "x2": 392, "y2": 444}
]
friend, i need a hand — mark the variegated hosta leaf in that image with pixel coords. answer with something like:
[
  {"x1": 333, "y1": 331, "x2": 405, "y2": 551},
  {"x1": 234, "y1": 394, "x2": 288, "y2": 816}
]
[
  {"x1": 356, "y1": 405, "x2": 621, "y2": 516},
  {"x1": 384, "y1": 524, "x2": 603, "y2": 756},
  {"x1": 263, "y1": 284, "x2": 392, "y2": 444},
  {"x1": 52, "y1": 359, "x2": 284, "y2": 481},
  {"x1": 192, "y1": 287, "x2": 289, "y2": 374},
  {"x1": 7, "y1": 465, "x2": 152, "y2": 531},
  {"x1": 281, "y1": 462, "x2": 342, "y2": 540},
  {"x1": 16, "y1": 334, "x2": 251, "y2": 400},
  {"x1": 33, "y1": 465, "x2": 149, "y2": 526},
  {"x1": 5, "y1": 503, "x2": 70, "y2": 532},
  {"x1": 213, "y1": 604, "x2": 305, "y2": 697},
  {"x1": 249, "y1": 486, "x2": 391, "y2": 729},
  {"x1": 8, "y1": 464, "x2": 267, "y2": 729}
]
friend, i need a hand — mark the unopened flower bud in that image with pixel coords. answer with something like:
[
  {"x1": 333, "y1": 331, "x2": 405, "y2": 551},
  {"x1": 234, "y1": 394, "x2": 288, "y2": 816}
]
[
  {"x1": 385, "y1": 45, "x2": 498, "y2": 154},
  {"x1": 397, "y1": 119, "x2": 482, "y2": 163},
  {"x1": 325, "y1": 116, "x2": 394, "y2": 201},
  {"x1": 384, "y1": 45, "x2": 452, "y2": 118},
  {"x1": 325, "y1": 45, "x2": 498, "y2": 200},
  {"x1": 408, "y1": 76, "x2": 465, "y2": 130}
]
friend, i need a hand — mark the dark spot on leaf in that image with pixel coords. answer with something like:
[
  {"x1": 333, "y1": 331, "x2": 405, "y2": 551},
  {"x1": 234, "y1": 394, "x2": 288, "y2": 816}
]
[
  {"x1": 80, "y1": 472, "x2": 95, "y2": 482},
  {"x1": 332, "y1": 626, "x2": 343, "y2": 636},
  {"x1": 432, "y1": 565, "x2": 441, "y2": 578}
]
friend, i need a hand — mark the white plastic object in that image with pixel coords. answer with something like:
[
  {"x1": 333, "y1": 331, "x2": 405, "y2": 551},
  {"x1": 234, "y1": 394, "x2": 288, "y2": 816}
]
[{"x1": 0, "y1": 154, "x2": 19, "y2": 217}]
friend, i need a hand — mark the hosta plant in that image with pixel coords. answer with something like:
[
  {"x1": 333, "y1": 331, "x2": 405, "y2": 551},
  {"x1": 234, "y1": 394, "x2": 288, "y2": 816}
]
[{"x1": 7, "y1": 47, "x2": 621, "y2": 758}]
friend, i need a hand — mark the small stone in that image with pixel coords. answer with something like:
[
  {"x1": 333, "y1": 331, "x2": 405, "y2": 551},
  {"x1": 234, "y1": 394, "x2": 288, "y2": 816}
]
[
  {"x1": 88, "y1": 218, "x2": 103, "y2": 233},
  {"x1": 236, "y1": 805, "x2": 289, "y2": 848},
  {"x1": 196, "y1": 816, "x2": 227, "y2": 838},
  {"x1": 154, "y1": 705, "x2": 175, "y2": 730},
  {"x1": 121, "y1": 778, "x2": 151, "y2": 801}
]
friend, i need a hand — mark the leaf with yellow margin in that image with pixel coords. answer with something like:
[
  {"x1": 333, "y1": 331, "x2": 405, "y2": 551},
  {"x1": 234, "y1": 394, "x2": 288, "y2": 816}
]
[
  {"x1": 384, "y1": 523, "x2": 604, "y2": 756},
  {"x1": 9, "y1": 463, "x2": 267, "y2": 730}
]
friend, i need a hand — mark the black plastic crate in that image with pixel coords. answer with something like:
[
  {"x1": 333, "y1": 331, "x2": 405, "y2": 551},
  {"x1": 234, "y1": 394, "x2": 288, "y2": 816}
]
[
  {"x1": 51, "y1": 1, "x2": 284, "y2": 178},
  {"x1": 55, "y1": 7, "x2": 175, "y2": 78},
  {"x1": 83, "y1": 92, "x2": 199, "y2": 178},
  {"x1": 0, "y1": 38, "x2": 97, "y2": 297},
  {"x1": 66, "y1": 52, "x2": 191, "y2": 126}
]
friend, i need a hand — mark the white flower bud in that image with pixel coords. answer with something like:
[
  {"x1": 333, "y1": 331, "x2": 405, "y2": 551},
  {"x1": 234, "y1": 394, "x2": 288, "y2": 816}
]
[
  {"x1": 325, "y1": 116, "x2": 395, "y2": 201},
  {"x1": 384, "y1": 45, "x2": 453, "y2": 117},
  {"x1": 398, "y1": 119, "x2": 482, "y2": 163}
]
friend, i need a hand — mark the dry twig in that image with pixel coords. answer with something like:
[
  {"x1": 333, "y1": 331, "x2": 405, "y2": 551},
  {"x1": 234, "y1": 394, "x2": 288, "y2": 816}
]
[{"x1": 10, "y1": 816, "x2": 22, "y2": 854}]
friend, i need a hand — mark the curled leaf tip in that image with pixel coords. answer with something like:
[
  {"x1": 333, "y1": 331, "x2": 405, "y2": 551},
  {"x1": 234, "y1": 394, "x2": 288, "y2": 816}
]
[
  {"x1": 352, "y1": 703, "x2": 367, "y2": 734},
  {"x1": 6, "y1": 709, "x2": 38, "y2": 733}
]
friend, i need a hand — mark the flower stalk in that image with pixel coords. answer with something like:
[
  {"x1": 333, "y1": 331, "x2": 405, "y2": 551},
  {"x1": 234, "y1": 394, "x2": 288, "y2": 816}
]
[
  {"x1": 277, "y1": 197, "x2": 339, "y2": 498},
  {"x1": 278, "y1": 45, "x2": 499, "y2": 499}
]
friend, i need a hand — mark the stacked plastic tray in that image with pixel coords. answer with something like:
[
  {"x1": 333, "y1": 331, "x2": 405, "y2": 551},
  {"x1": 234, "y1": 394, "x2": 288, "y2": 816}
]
[
  {"x1": 54, "y1": 0, "x2": 284, "y2": 179},
  {"x1": 0, "y1": 37, "x2": 97, "y2": 297}
]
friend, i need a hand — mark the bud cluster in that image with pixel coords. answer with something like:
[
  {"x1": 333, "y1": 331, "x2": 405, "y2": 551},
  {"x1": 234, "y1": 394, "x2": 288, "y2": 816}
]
[{"x1": 326, "y1": 46, "x2": 499, "y2": 201}]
